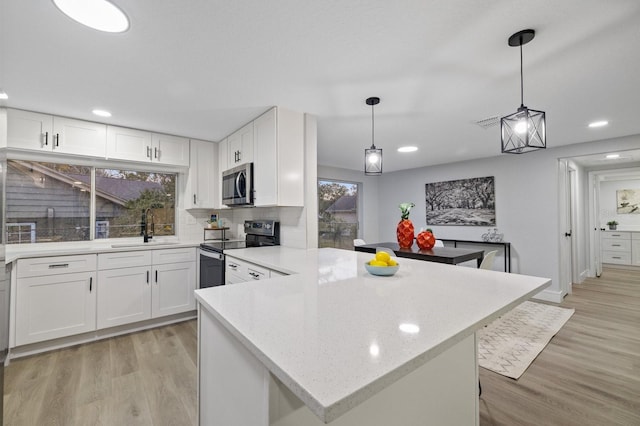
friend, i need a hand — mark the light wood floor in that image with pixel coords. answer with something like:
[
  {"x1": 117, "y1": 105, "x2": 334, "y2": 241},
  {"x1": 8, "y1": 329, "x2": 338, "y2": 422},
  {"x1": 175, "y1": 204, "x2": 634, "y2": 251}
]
[
  {"x1": 3, "y1": 320, "x2": 198, "y2": 426},
  {"x1": 4, "y1": 268, "x2": 639, "y2": 425},
  {"x1": 480, "y1": 267, "x2": 640, "y2": 426}
]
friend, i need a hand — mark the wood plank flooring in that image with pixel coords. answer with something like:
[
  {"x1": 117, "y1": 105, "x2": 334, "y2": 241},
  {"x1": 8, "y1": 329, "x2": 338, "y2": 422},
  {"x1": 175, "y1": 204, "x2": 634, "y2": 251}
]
[
  {"x1": 3, "y1": 320, "x2": 198, "y2": 426},
  {"x1": 480, "y1": 267, "x2": 640, "y2": 426},
  {"x1": 3, "y1": 267, "x2": 638, "y2": 425}
]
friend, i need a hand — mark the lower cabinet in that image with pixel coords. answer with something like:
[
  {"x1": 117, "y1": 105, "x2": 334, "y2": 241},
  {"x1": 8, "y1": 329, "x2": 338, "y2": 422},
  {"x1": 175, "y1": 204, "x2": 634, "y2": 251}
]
[
  {"x1": 97, "y1": 248, "x2": 196, "y2": 329},
  {"x1": 225, "y1": 255, "x2": 286, "y2": 284},
  {"x1": 15, "y1": 248, "x2": 196, "y2": 347},
  {"x1": 15, "y1": 255, "x2": 97, "y2": 346}
]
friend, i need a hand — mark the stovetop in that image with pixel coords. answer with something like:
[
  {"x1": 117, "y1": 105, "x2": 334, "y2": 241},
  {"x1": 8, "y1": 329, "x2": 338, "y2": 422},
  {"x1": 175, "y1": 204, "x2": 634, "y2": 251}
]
[{"x1": 200, "y1": 219, "x2": 280, "y2": 254}]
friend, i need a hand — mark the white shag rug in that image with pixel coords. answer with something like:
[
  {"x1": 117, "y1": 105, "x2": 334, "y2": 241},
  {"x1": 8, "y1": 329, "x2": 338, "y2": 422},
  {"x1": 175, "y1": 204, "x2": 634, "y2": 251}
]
[{"x1": 477, "y1": 301, "x2": 575, "y2": 379}]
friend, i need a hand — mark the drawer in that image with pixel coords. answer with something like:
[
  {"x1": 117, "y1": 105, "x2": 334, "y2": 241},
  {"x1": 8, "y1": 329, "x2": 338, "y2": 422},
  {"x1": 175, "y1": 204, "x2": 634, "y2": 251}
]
[
  {"x1": 151, "y1": 247, "x2": 196, "y2": 264},
  {"x1": 98, "y1": 251, "x2": 152, "y2": 270},
  {"x1": 226, "y1": 257, "x2": 246, "y2": 276},
  {"x1": 602, "y1": 231, "x2": 631, "y2": 240},
  {"x1": 246, "y1": 263, "x2": 269, "y2": 281},
  {"x1": 602, "y1": 251, "x2": 631, "y2": 265},
  {"x1": 18, "y1": 254, "x2": 97, "y2": 278},
  {"x1": 601, "y1": 239, "x2": 631, "y2": 252}
]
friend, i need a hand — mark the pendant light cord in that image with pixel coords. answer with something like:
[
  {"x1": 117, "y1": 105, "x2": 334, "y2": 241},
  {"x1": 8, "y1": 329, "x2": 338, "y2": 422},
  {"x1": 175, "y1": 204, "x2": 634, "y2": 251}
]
[
  {"x1": 520, "y1": 39, "x2": 524, "y2": 108},
  {"x1": 371, "y1": 102, "x2": 376, "y2": 149}
]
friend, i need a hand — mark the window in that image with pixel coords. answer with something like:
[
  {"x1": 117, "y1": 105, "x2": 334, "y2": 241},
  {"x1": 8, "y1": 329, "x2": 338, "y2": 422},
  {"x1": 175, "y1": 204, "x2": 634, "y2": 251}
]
[
  {"x1": 318, "y1": 179, "x2": 359, "y2": 249},
  {"x1": 6, "y1": 160, "x2": 177, "y2": 244}
]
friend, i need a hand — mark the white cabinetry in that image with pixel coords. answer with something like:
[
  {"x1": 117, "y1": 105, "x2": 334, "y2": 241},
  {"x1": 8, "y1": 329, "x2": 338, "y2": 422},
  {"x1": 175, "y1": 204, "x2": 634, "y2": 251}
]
[
  {"x1": 15, "y1": 254, "x2": 97, "y2": 346},
  {"x1": 106, "y1": 126, "x2": 189, "y2": 166},
  {"x1": 185, "y1": 139, "x2": 216, "y2": 209},
  {"x1": 217, "y1": 138, "x2": 229, "y2": 209},
  {"x1": 253, "y1": 107, "x2": 304, "y2": 206},
  {"x1": 225, "y1": 255, "x2": 285, "y2": 284},
  {"x1": 151, "y1": 133, "x2": 190, "y2": 167},
  {"x1": 97, "y1": 248, "x2": 196, "y2": 329},
  {"x1": 632, "y1": 233, "x2": 640, "y2": 266},
  {"x1": 227, "y1": 122, "x2": 254, "y2": 166},
  {"x1": 8, "y1": 109, "x2": 106, "y2": 158},
  {"x1": 601, "y1": 231, "x2": 632, "y2": 265}
]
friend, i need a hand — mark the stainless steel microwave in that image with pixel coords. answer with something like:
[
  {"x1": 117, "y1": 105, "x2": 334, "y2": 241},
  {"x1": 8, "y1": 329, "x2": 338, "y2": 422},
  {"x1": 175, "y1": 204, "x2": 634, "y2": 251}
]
[{"x1": 222, "y1": 163, "x2": 254, "y2": 206}]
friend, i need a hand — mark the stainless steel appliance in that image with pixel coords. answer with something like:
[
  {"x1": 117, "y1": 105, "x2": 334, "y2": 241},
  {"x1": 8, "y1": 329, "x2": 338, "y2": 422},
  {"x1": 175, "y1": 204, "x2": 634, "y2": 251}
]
[
  {"x1": 222, "y1": 163, "x2": 253, "y2": 206},
  {"x1": 199, "y1": 220, "x2": 280, "y2": 288}
]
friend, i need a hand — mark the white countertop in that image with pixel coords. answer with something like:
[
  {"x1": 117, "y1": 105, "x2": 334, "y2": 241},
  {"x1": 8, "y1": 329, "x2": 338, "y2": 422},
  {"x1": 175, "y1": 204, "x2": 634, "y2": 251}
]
[
  {"x1": 5, "y1": 239, "x2": 205, "y2": 263},
  {"x1": 195, "y1": 246, "x2": 550, "y2": 423}
]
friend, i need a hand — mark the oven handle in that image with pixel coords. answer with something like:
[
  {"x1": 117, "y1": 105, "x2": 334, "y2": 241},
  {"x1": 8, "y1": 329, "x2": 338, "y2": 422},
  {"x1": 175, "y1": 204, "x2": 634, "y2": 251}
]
[
  {"x1": 200, "y1": 249, "x2": 224, "y2": 261},
  {"x1": 235, "y1": 170, "x2": 245, "y2": 198}
]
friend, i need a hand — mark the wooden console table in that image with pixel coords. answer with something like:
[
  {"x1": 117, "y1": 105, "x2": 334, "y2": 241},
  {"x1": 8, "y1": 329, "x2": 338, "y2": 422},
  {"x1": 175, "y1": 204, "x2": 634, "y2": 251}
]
[{"x1": 439, "y1": 239, "x2": 511, "y2": 272}]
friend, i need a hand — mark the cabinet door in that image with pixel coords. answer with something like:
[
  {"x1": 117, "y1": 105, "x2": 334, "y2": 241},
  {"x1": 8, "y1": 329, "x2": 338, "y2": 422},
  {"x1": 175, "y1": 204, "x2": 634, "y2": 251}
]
[
  {"x1": 7, "y1": 109, "x2": 53, "y2": 151},
  {"x1": 97, "y1": 266, "x2": 152, "y2": 329},
  {"x1": 152, "y1": 262, "x2": 196, "y2": 317},
  {"x1": 186, "y1": 140, "x2": 216, "y2": 209},
  {"x1": 152, "y1": 133, "x2": 190, "y2": 166},
  {"x1": 217, "y1": 138, "x2": 228, "y2": 209},
  {"x1": 253, "y1": 108, "x2": 278, "y2": 206},
  {"x1": 228, "y1": 122, "x2": 254, "y2": 166},
  {"x1": 106, "y1": 125, "x2": 152, "y2": 162},
  {"x1": 53, "y1": 116, "x2": 106, "y2": 157},
  {"x1": 632, "y1": 240, "x2": 640, "y2": 266},
  {"x1": 16, "y1": 272, "x2": 96, "y2": 345}
]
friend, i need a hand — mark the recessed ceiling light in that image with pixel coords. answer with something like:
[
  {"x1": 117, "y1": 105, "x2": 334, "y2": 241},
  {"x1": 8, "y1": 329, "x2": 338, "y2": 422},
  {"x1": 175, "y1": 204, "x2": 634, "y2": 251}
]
[
  {"x1": 0, "y1": 90, "x2": 8, "y2": 100},
  {"x1": 92, "y1": 109, "x2": 112, "y2": 117},
  {"x1": 397, "y1": 146, "x2": 418, "y2": 153},
  {"x1": 605, "y1": 154, "x2": 620, "y2": 159},
  {"x1": 588, "y1": 120, "x2": 608, "y2": 128},
  {"x1": 53, "y1": 0, "x2": 130, "y2": 33}
]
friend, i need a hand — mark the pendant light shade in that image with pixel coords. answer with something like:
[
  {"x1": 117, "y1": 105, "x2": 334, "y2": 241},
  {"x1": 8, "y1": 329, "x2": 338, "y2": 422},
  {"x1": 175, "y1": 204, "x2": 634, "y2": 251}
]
[
  {"x1": 501, "y1": 29, "x2": 546, "y2": 154},
  {"x1": 364, "y1": 97, "x2": 382, "y2": 175}
]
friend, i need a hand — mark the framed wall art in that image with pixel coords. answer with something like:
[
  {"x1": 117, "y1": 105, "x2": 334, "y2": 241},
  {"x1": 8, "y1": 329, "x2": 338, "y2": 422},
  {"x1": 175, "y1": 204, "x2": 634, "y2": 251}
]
[
  {"x1": 616, "y1": 189, "x2": 640, "y2": 214},
  {"x1": 425, "y1": 176, "x2": 496, "y2": 226}
]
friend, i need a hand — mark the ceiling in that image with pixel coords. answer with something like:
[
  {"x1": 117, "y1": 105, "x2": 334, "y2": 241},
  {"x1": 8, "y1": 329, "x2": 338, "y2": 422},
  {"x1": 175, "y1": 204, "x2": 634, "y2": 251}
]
[{"x1": 1, "y1": 0, "x2": 640, "y2": 173}]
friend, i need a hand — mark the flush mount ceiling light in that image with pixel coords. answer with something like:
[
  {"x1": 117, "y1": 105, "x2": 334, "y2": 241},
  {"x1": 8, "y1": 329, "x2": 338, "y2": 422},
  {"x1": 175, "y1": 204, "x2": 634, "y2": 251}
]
[
  {"x1": 605, "y1": 154, "x2": 620, "y2": 159},
  {"x1": 364, "y1": 97, "x2": 383, "y2": 175},
  {"x1": 589, "y1": 120, "x2": 609, "y2": 128},
  {"x1": 92, "y1": 109, "x2": 112, "y2": 117},
  {"x1": 0, "y1": 90, "x2": 8, "y2": 100},
  {"x1": 53, "y1": 0, "x2": 130, "y2": 33},
  {"x1": 501, "y1": 29, "x2": 546, "y2": 154},
  {"x1": 397, "y1": 146, "x2": 418, "y2": 153}
]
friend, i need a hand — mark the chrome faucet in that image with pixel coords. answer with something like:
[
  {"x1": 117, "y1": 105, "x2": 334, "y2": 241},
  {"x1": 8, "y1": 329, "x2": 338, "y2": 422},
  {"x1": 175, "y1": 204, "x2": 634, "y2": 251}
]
[{"x1": 142, "y1": 208, "x2": 155, "y2": 243}]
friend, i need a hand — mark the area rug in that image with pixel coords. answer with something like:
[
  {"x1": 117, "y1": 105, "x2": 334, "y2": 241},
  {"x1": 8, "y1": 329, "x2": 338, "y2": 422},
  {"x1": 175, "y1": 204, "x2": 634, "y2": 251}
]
[{"x1": 477, "y1": 301, "x2": 575, "y2": 379}]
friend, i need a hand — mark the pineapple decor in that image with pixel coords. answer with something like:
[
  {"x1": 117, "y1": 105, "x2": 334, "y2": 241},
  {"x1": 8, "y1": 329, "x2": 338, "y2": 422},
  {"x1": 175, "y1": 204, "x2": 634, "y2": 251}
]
[{"x1": 397, "y1": 202, "x2": 415, "y2": 249}]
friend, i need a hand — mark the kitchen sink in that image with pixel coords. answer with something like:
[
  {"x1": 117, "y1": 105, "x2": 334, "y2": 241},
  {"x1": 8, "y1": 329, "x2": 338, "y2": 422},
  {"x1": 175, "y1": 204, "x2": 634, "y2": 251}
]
[{"x1": 111, "y1": 241, "x2": 180, "y2": 248}]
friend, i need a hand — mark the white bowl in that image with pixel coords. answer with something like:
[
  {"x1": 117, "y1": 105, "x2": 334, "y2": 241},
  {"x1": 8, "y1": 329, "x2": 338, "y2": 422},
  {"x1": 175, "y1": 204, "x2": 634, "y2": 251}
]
[{"x1": 364, "y1": 262, "x2": 400, "y2": 276}]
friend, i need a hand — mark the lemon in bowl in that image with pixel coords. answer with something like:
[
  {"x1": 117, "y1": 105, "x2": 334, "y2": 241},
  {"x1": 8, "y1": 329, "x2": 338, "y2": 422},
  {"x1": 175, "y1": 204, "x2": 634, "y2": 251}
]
[{"x1": 365, "y1": 250, "x2": 400, "y2": 276}]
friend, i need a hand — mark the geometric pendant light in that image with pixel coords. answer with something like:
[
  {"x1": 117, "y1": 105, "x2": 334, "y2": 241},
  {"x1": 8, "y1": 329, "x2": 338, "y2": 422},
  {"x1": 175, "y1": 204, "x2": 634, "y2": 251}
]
[
  {"x1": 501, "y1": 29, "x2": 546, "y2": 154},
  {"x1": 364, "y1": 96, "x2": 383, "y2": 175}
]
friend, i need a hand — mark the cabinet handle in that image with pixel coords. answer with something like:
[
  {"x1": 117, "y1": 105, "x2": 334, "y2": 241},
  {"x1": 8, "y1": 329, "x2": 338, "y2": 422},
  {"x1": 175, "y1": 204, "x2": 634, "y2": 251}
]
[
  {"x1": 612, "y1": 234, "x2": 621, "y2": 237},
  {"x1": 154, "y1": 147, "x2": 158, "y2": 159},
  {"x1": 44, "y1": 132, "x2": 48, "y2": 146},
  {"x1": 146, "y1": 146, "x2": 151, "y2": 158},
  {"x1": 89, "y1": 276, "x2": 93, "y2": 292},
  {"x1": 55, "y1": 133, "x2": 59, "y2": 147},
  {"x1": 612, "y1": 244, "x2": 621, "y2": 247},
  {"x1": 613, "y1": 256, "x2": 621, "y2": 259},
  {"x1": 155, "y1": 270, "x2": 158, "y2": 283},
  {"x1": 193, "y1": 194, "x2": 197, "y2": 204},
  {"x1": 48, "y1": 263, "x2": 69, "y2": 269},
  {"x1": 249, "y1": 272, "x2": 260, "y2": 279},
  {"x1": 147, "y1": 270, "x2": 150, "y2": 284}
]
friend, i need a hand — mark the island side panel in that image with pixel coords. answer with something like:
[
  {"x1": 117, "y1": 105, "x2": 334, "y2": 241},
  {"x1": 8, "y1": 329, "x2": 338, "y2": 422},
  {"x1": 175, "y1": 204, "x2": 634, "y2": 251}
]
[
  {"x1": 270, "y1": 333, "x2": 479, "y2": 426},
  {"x1": 199, "y1": 305, "x2": 270, "y2": 426}
]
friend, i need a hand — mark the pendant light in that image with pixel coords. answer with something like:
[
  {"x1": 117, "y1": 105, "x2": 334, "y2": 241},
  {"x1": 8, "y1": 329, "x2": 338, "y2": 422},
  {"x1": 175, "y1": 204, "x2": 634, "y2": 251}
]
[
  {"x1": 500, "y1": 29, "x2": 546, "y2": 154},
  {"x1": 364, "y1": 97, "x2": 382, "y2": 175}
]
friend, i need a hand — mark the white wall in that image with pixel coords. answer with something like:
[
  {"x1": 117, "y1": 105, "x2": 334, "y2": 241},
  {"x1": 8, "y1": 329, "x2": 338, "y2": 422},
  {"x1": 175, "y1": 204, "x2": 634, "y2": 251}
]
[
  {"x1": 317, "y1": 165, "x2": 381, "y2": 244},
  {"x1": 369, "y1": 134, "x2": 640, "y2": 302}
]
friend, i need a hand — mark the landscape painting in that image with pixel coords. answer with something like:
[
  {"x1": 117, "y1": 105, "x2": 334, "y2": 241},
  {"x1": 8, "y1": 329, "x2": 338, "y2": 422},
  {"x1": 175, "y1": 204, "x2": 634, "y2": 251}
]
[
  {"x1": 425, "y1": 176, "x2": 496, "y2": 226},
  {"x1": 616, "y1": 189, "x2": 640, "y2": 214}
]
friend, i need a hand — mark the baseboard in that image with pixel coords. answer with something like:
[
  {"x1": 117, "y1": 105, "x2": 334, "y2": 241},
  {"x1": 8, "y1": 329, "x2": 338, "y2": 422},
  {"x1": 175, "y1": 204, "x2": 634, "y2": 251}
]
[
  {"x1": 531, "y1": 288, "x2": 563, "y2": 304},
  {"x1": 578, "y1": 269, "x2": 589, "y2": 284}
]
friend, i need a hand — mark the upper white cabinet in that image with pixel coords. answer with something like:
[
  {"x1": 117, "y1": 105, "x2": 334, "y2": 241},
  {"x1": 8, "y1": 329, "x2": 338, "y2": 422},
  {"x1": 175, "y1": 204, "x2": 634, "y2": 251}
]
[
  {"x1": 152, "y1": 133, "x2": 190, "y2": 167},
  {"x1": 186, "y1": 139, "x2": 216, "y2": 209},
  {"x1": 253, "y1": 107, "x2": 304, "y2": 207},
  {"x1": 217, "y1": 138, "x2": 229, "y2": 209},
  {"x1": 8, "y1": 109, "x2": 106, "y2": 158},
  {"x1": 227, "y1": 122, "x2": 254, "y2": 166},
  {"x1": 106, "y1": 126, "x2": 189, "y2": 167},
  {"x1": 106, "y1": 125, "x2": 152, "y2": 162}
]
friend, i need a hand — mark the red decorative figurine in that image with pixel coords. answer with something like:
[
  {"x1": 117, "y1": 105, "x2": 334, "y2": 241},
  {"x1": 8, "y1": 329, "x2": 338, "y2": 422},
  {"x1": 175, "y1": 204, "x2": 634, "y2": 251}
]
[{"x1": 397, "y1": 202, "x2": 415, "y2": 249}]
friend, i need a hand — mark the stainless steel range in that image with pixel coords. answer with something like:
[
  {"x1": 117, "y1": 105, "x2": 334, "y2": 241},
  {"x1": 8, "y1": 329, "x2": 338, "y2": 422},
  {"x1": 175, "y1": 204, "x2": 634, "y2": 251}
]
[{"x1": 199, "y1": 220, "x2": 280, "y2": 288}]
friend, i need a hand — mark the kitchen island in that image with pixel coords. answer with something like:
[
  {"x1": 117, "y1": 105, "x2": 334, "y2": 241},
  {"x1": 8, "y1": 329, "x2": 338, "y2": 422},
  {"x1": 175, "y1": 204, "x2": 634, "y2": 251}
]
[{"x1": 195, "y1": 247, "x2": 550, "y2": 425}]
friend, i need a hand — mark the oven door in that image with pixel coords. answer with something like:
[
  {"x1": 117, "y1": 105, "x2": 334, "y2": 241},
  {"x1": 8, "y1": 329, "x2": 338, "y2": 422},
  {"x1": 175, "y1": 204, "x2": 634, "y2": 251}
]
[{"x1": 199, "y1": 249, "x2": 225, "y2": 288}]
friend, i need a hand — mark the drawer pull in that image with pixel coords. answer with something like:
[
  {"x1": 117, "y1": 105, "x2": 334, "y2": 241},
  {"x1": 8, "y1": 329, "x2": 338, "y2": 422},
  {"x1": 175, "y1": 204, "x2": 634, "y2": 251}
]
[
  {"x1": 612, "y1": 244, "x2": 621, "y2": 247},
  {"x1": 249, "y1": 272, "x2": 261, "y2": 279},
  {"x1": 612, "y1": 256, "x2": 621, "y2": 259},
  {"x1": 48, "y1": 263, "x2": 69, "y2": 269}
]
